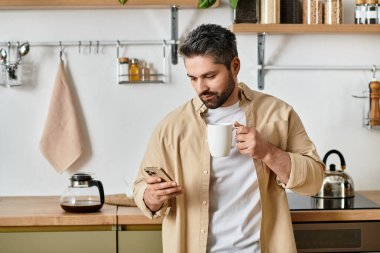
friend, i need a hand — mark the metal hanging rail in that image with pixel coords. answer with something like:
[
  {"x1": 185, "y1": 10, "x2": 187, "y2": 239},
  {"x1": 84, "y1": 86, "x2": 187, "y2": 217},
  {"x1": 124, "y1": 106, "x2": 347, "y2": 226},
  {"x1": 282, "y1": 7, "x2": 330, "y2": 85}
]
[
  {"x1": 0, "y1": 5, "x2": 180, "y2": 62},
  {"x1": 257, "y1": 33, "x2": 379, "y2": 90},
  {"x1": 258, "y1": 65, "x2": 380, "y2": 71},
  {"x1": 0, "y1": 40, "x2": 178, "y2": 48}
]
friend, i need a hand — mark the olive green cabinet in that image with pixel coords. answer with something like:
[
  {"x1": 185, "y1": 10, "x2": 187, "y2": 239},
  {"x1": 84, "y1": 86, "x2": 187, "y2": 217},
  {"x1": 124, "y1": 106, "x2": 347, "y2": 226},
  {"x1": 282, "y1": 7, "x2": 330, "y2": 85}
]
[
  {"x1": 0, "y1": 229, "x2": 163, "y2": 253},
  {"x1": 118, "y1": 231, "x2": 163, "y2": 253},
  {"x1": 0, "y1": 231, "x2": 116, "y2": 253}
]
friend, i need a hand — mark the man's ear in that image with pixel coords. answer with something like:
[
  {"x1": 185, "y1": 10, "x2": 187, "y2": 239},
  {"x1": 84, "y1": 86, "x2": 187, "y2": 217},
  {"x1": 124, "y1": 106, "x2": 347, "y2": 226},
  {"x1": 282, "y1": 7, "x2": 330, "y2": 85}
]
[{"x1": 231, "y1": 57, "x2": 240, "y2": 76}]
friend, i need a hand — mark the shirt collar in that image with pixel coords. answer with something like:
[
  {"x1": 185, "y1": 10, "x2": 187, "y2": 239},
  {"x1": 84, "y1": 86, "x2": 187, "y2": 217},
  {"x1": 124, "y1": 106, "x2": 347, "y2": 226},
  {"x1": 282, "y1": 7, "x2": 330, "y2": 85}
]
[{"x1": 238, "y1": 82, "x2": 253, "y2": 101}]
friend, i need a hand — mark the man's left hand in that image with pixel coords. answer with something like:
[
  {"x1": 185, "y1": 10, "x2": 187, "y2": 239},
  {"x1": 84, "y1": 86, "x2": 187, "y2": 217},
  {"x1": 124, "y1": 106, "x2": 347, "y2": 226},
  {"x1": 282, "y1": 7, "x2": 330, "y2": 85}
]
[{"x1": 234, "y1": 121, "x2": 270, "y2": 160}]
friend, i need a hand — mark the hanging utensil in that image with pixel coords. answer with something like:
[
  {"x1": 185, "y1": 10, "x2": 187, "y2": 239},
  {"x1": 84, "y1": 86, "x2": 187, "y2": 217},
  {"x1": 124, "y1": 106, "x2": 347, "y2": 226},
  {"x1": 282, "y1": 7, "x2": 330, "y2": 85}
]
[
  {"x1": 16, "y1": 42, "x2": 30, "y2": 63},
  {"x1": 0, "y1": 48, "x2": 7, "y2": 62},
  {"x1": 19, "y1": 42, "x2": 30, "y2": 57}
]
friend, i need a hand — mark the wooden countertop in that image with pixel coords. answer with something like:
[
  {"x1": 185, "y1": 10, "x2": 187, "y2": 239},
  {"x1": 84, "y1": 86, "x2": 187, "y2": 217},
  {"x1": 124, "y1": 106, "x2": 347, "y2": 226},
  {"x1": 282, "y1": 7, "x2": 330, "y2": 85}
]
[
  {"x1": 1, "y1": 191, "x2": 379, "y2": 228},
  {"x1": 0, "y1": 196, "x2": 116, "y2": 227}
]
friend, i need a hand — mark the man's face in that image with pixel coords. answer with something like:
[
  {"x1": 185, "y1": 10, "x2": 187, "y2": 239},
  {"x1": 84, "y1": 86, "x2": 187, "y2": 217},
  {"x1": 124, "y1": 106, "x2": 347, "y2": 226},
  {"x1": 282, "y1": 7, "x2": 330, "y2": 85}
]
[{"x1": 184, "y1": 55, "x2": 238, "y2": 109}]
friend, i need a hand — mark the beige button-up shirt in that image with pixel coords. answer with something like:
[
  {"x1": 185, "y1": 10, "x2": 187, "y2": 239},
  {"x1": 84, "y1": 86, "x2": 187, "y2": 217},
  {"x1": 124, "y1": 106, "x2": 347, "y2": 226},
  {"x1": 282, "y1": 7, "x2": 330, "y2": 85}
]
[{"x1": 133, "y1": 83, "x2": 324, "y2": 253}]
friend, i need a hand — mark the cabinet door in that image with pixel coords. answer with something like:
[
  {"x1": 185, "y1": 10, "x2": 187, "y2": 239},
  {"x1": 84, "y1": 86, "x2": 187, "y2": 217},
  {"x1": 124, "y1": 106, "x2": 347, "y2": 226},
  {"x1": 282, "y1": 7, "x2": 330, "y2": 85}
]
[
  {"x1": 0, "y1": 231, "x2": 116, "y2": 253},
  {"x1": 118, "y1": 231, "x2": 163, "y2": 253}
]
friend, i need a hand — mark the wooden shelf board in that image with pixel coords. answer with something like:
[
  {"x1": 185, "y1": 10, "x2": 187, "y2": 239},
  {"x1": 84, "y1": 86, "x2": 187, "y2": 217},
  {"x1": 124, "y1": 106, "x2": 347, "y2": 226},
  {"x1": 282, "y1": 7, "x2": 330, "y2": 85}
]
[
  {"x1": 230, "y1": 24, "x2": 380, "y2": 34},
  {"x1": 0, "y1": 0, "x2": 220, "y2": 9}
]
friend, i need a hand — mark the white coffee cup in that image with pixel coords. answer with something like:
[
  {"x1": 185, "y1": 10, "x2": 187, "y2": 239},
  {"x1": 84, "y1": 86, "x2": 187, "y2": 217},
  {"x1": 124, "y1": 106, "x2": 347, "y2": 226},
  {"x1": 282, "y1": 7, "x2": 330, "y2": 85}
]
[{"x1": 207, "y1": 123, "x2": 233, "y2": 157}]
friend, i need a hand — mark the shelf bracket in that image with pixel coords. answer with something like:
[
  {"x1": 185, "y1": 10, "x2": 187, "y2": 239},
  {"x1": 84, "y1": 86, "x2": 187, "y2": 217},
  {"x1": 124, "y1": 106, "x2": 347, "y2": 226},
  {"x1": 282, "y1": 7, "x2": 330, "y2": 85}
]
[
  {"x1": 257, "y1": 33, "x2": 266, "y2": 90},
  {"x1": 171, "y1": 5, "x2": 178, "y2": 65}
]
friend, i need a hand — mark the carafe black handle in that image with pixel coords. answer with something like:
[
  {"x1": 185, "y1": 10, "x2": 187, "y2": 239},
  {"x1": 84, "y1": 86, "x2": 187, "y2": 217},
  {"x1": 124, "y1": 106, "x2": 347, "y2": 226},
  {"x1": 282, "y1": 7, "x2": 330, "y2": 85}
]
[
  {"x1": 89, "y1": 180, "x2": 105, "y2": 205},
  {"x1": 323, "y1": 149, "x2": 346, "y2": 171}
]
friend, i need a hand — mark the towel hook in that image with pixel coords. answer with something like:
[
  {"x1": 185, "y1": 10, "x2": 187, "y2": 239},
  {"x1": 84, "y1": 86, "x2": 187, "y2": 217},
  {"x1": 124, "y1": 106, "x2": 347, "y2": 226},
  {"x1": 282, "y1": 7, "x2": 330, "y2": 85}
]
[
  {"x1": 89, "y1": 41, "x2": 92, "y2": 54},
  {"x1": 96, "y1": 40, "x2": 99, "y2": 54},
  {"x1": 59, "y1": 41, "x2": 64, "y2": 60},
  {"x1": 78, "y1": 41, "x2": 81, "y2": 54}
]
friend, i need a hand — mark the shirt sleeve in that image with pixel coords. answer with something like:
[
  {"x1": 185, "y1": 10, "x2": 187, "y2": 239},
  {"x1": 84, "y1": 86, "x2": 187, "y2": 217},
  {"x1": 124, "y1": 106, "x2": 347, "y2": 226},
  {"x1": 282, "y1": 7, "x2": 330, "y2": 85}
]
[
  {"x1": 133, "y1": 123, "x2": 171, "y2": 219},
  {"x1": 280, "y1": 109, "x2": 325, "y2": 195}
]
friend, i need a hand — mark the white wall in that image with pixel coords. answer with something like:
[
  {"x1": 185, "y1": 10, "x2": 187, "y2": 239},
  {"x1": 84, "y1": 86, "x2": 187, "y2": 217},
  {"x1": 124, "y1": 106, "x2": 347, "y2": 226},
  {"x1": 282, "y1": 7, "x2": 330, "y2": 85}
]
[{"x1": 0, "y1": 1, "x2": 379, "y2": 196}]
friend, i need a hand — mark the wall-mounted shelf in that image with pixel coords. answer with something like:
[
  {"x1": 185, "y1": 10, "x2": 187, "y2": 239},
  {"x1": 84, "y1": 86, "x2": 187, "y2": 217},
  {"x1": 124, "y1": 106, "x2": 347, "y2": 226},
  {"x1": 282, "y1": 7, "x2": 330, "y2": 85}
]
[
  {"x1": 0, "y1": 0, "x2": 219, "y2": 9},
  {"x1": 229, "y1": 24, "x2": 380, "y2": 90},
  {"x1": 230, "y1": 24, "x2": 380, "y2": 34}
]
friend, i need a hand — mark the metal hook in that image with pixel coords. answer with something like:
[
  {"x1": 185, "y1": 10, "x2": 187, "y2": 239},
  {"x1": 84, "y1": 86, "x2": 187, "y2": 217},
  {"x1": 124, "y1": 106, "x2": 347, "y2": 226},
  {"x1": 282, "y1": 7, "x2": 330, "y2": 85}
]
[
  {"x1": 89, "y1": 41, "x2": 92, "y2": 54},
  {"x1": 79, "y1": 41, "x2": 81, "y2": 54},
  {"x1": 59, "y1": 41, "x2": 63, "y2": 60},
  {"x1": 16, "y1": 41, "x2": 20, "y2": 62},
  {"x1": 372, "y1": 65, "x2": 377, "y2": 79},
  {"x1": 7, "y1": 41, "x2": 11, "y2": 63},
  {"x1": 116, "y1": 40, "x2": 120, "y2": 58},
  {"x1": 96, "y1": 40, "x2": 99, "y2": 54}
]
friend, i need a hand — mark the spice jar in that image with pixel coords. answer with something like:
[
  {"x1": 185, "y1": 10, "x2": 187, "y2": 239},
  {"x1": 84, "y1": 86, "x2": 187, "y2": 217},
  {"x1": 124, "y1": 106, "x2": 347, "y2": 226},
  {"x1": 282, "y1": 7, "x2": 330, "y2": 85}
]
[
  {"x1": 366, "y1": 0, "x2": 378, "y2": 24},
  {"x1": 140, "y1": 61, "x2": 150, "y2": 82},
  {"x1": 260, "y1": 0, "x2": 280, "y2": 24},
  {"x1": 129, "y1": 58, "x2": 140, "y2": 82},
  {"x1": 281, "y1": 0, "x2": 302, "y2": 23},
  {"x1": 303, "y1": 0, "x2": 323, "y2": 24},
  {"x1": 234, "y1": 0, "x2": 258, "y2": 23},
  {"x1": 118, "y1": 57, "x2": 129, "y2": 83},
  {"x1": 324, "y1": 0, "x2": 343, "y2": 24},
  {"x1": 355, "y1": 0, "x2": 367, "y2": 24}
]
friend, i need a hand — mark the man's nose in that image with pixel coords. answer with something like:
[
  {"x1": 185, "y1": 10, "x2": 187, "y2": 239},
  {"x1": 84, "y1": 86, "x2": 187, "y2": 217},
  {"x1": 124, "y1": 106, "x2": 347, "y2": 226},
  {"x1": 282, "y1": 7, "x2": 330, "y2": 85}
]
[{"x1": 195, "y1": 78, "x2": 208, "y2": 94}]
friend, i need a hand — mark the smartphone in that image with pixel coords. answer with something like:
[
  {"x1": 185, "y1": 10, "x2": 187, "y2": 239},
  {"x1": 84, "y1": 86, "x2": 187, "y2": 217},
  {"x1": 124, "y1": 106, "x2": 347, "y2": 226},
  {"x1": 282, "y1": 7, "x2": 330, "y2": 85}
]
[{"x1": 144, "y1": 167, "x2": 174, "y2": 182}]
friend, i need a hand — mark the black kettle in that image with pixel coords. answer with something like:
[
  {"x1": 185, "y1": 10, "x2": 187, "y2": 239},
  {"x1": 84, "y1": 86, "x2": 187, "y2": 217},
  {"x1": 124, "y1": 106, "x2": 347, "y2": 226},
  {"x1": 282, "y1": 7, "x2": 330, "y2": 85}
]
[{"x1": 314, "y1": 150, "x2": 355, "y2": 199}]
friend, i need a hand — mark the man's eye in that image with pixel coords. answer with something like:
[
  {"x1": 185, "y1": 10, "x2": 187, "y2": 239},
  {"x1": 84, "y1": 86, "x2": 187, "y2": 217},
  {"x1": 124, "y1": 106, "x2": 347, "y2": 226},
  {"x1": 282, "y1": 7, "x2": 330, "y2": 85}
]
[{"x1": 205, "y1": 75, "x2": 215, "y2": 79}]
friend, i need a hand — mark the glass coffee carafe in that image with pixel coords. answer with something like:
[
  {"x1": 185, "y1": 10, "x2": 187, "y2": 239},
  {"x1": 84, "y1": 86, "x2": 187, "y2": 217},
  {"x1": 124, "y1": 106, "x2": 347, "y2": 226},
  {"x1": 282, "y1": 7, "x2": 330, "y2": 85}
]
[{"x1": 60, "y1": 173, "x2": 105, "y2": 213}]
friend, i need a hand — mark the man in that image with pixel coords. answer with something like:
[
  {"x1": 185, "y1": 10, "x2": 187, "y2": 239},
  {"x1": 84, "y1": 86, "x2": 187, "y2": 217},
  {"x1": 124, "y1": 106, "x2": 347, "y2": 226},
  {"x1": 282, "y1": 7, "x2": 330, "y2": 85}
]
[{"x1": 134, "y1": 24, "x2": 324, "y2": 253}]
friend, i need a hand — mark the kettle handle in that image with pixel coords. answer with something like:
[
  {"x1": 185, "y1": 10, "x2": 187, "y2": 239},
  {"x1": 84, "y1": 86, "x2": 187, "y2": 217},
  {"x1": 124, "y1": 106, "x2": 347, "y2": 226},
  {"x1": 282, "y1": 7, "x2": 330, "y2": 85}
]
[
  {"x1": 89, "y1": 180, "x2": 105, "y2": 204},
  {"x1": 323, "y1": 149, "x2": 346, "y2": 171}
]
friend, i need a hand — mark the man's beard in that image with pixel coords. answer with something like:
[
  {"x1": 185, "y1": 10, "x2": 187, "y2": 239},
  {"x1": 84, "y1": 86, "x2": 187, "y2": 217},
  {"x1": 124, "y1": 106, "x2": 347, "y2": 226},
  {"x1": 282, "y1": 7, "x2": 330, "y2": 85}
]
[{"x1": 199, "y1": 73, "x2": 235, "y2": 109}]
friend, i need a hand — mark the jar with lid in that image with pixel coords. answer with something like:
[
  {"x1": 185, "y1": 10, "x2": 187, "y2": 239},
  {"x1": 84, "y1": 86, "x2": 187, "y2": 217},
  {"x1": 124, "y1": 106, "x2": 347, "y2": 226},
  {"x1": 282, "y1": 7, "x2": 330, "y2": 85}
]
[
  {"x1": 118, "y1": 57, "x2": 129, "y2": 83},
  {"x1": 234, "y1": 0, "x2": 258, "y2": 23},
  {"x1": 129, "y1": 58, "x2": 140, "y2": 82},
  {"x1": 140, "y1": 61, "x2": 150, "y2": 82},
  {"x1": 303, "y1": 0, "x2": 323, "y2": 24},
  {"x1": 355, "y1": 0, "x2": 367, "y2": 24},
  {"x1": 366, "y1": 0, "x2": 378, "y2": 24},
  {"x1": 324, "y1": 0, "x2": 343, "y2": 24},
  {"x1": 260, "y1": 0, "x2": 280, "y2": 24},
  {"x1": 280, "y1": 0, "x2": 302, "y2": 23}
]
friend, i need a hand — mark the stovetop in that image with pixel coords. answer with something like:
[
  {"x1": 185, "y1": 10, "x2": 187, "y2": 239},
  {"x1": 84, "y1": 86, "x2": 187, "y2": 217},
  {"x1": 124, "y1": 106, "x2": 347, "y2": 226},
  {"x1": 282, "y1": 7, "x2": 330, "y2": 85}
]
[{"x1": 287, "y1": 192, "x2": 380, "y2": 210}]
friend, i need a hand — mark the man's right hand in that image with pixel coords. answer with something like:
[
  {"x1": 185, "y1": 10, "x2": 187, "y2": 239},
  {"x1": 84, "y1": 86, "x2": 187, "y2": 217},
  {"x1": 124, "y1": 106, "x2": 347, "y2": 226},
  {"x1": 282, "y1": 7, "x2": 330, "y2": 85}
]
[{"x1": 143, "y1": 176, "x2": 183, "y2": 212}]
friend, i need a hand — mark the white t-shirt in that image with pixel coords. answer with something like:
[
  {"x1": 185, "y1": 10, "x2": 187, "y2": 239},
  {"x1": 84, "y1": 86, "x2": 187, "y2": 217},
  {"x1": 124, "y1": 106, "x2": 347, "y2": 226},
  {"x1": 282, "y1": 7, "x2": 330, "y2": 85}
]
[{"x1": 206, "y1": 101, "x2": 262, "y2": 253}]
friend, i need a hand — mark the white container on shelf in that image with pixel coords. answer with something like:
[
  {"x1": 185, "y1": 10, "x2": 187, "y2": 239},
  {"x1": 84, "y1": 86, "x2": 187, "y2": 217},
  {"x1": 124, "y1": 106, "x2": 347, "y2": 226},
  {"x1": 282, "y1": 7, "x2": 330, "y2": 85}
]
[{"x1": 118, "y1": 57, "x2": 129, "y2": 83}]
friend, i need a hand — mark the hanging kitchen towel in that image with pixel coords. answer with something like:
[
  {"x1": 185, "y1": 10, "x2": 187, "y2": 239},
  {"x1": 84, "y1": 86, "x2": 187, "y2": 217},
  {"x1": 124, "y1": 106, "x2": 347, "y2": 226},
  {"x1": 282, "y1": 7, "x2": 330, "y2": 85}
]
[{"x1": 39, "y1": 59, "x2": 85, "y2": 173}]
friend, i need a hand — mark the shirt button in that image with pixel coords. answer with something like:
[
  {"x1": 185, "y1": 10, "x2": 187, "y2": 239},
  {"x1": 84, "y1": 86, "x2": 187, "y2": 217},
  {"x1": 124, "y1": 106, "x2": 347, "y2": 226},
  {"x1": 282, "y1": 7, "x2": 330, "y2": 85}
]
[
  {"x1": 202, "y1": 200, "x2": 207, "y2": 205},
  {"x1": 203, "y1": 170, "x2": 208, "y2": 174},
  {"x1": 201, "y1": 229, "x2": 206, "y2": 234}
]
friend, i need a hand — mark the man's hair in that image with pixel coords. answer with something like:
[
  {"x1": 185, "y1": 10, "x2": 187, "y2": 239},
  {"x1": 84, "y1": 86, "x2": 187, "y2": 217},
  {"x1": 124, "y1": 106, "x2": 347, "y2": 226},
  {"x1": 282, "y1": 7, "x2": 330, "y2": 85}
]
[{"x1": 178, "y1": 24, "x2": 238, "y2": 70}]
